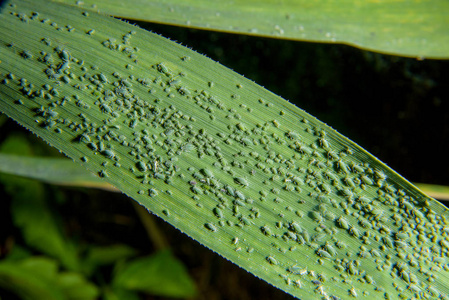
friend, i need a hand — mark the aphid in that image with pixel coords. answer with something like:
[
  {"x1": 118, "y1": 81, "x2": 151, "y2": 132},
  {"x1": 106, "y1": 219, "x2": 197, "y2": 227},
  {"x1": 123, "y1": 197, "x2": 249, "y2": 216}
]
[
  {"x1": 319, "y1": 138, "x2": 329, "y2": 149},
  {"x1": 99, "y1": 73, "x2": 108, "y2": 82},
  {"x1": 191, "y1": 186, "x2": 203, "y2": 195},
  {"x1": 360, "y1": 175, "x2": 373, "y2": 185},
  {"x1": 337, "y1": 160, "x2": 350, "y2": 174},
  {"x1": 349, "y1": 226, "x2": 360, "y2": 238},
  {"x1": 212, "y1": 207, "x2": 224, "y2": 219},
  {"x1": 344, "y1": 177, "x2": 355, "y2": 188},
  {"x1": 225, "y1": 185, "x2": 235, "y2": 196},
  {"x1": 383, "y1": 236, "x2": 394, "y2": 248},
  {"x1": 302, "y1": 230, "x2": 310, "y2": 243},
  {"x1": 148, "y1": 188, "x2": 158, "y2": 197},
  {"x1": 321, "y1": 183, "x2": 332, "y2": 194},
  {"x1": 57, "y1": 61, "x2": 70, "y2": 72},
  {"x1": 311, "y1": 211, "x2": 324, "y2": 223},
  {"x1": 234, "y1": 177, "x2": 249, "y2": 187},
  {"x1": 290, "y1": 222, "x2": 302, "y2": 233},
  {"x1": 266, "y1": 256, "x2": 278, "y2": 265},
  {"x1": 395, "y1": 240, "x2": 408, "y2": 248},
  {"x1": 134, "y1": 160, "x2": 147, "y2": 172},
  {"x1": 205, "y1": 222, "x2": 217, "y2": 232},
  {"x1": 374, "y1": 169, "x2": 387, "y2": 181},
  {"x1": 427, "y1": 286, "x2": 440, "y2": 297},
  {"x1": 102, "y1": 149, "x2": 115, "y2": 159},
  {"x1": 341, "y1": 188, "x2": 353, "y2": 199},
  {"x1": 359, "y1": 219, "x2": 372, "y2": 229},
  {"x1": 317, "y1": 249, "x2": 332, "y2": 259},
  {"x1": 60, "y1": 49, "x2": 70, "y2": 61},
  {"x1": 240, "y1": 216, "x2": 251, "y2": 226},
  {"x1": 349, "y1": 287, "x2": 357, "y2": 297},
  {"x1": 287, "y1": 265, "x2": 302, "y2": 274},
  {"x1": 440, "y1": 239, "x2": 449, "y2": 249},
  {"x1": 261, "y1": 225, "x2": 272, "y2": 236},
  {"x1": 286, "y1": 231, "x2": 297, "y2": 240},
  {"x1": 88, "y1": 142, "x2": 98, "y2": 151},
  {"x1": 325, "y1": 243, "x2": 337, "y2": 256},
  {"x1": 370, "y1": 208, "x2": 383, "y2": 216},
  {"x1": 235, "y1": 190, "x2": 246, "y2": 200},
  {"x1": 201, "y1": 168, "x2": 214, "y2": 177},
  {"x1": 157, "y1": 63, "x2": 169, "y2": 73},
  {"x1": 337, "y1": 217, "x2": 349, "y2": 229}
]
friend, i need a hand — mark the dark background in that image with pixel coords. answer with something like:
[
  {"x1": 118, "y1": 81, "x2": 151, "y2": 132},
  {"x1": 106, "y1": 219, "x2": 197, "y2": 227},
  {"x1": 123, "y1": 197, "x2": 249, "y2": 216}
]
[{"x1": 1, "y1": 21, "x2": 449, "y2": 300}]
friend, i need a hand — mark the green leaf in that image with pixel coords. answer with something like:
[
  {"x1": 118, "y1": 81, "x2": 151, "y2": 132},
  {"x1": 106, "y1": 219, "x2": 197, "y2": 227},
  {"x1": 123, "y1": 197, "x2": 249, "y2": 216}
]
[
  {"x1": 82, "y1": 244, "x2": 138, "y2": 276},
  {"x1": 0, "y1": 257, "x2": 65, "y2": 300},
  {"x1": 0, "y1": 153, "x2": 118, "y2": 191},
  {"x1": 415, "y1": 183, "x2": 449, "y2": 202},
  {"x1": 103, "y1": 287, "x2": 140, "y2": 300},
  {"x1": 113, "y1": 250, "x2": 197, "y2": 298},
  {"x1": 0, "y1": 136, "x2": 80, "y2": 271},
  {"x1": 1, "y1": 1, "x2": 449, "y2": 299},
  {"x1": 55, "y1": 0, "x2": 449, "y2": 59},
  {"x1": 0, "y1": 256, "x2": 99, "y2": 300},
  {"x1": 57, "y1": 273, "x2": 100, "y2": 300}
]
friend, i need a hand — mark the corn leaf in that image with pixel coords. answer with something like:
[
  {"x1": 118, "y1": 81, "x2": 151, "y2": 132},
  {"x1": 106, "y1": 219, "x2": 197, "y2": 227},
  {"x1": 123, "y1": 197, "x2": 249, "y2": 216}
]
[
  {"x1": 1, "y1": 1, "x2": 449, "y2": 299},
  {"x1": 54, "y1": 0, "x2": 449, "y2": 59}
]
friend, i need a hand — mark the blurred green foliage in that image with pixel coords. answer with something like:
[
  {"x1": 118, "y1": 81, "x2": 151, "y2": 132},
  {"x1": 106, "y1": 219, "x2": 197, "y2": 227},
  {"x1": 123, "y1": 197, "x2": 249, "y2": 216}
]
[{"x1": 0, "y1": 134, "x2": 197, "y2": 300}]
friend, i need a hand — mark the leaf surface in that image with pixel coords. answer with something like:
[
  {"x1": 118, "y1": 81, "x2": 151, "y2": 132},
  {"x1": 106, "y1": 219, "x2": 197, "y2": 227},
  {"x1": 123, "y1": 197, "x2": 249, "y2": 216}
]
[
  {"x1": 55, "y1": 0, "x2": 449, "y2": 59},
  {"x1": 1, "y1": 1, "x2": 449, "y2": 299}
]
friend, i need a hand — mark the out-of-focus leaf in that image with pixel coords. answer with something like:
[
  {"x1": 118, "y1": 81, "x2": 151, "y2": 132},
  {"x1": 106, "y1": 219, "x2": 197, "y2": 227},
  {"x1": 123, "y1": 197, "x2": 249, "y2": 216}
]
[
  {"x1": 0, "y1": 136, "x2": 80, "y2": 271},
  {"x1": 0, "y1": 153, "x2": 118, "y2": 192},
  {"x1": 415, "y1": 183, "x2": 449, "y2": 201},
  {"x1": 113, "y1": 250, "x2": 196, "y2": 298},
  {"x1": 103, "y1": 287, "x2": 140, "y2": 300},
  {"x1": 82, "y1": 244, "x2": 138, "y2": 276},
  {"x1": 0, "y1": 258, "x2": 65, "y2": 300},
  {"x1": 56, "y1": 0, "x2": 449, "y2": 59},
  {"x1": 0, "y1": 256, "x2": 98, "y2": 300},
  {"x1": 57, "y1": 273, "x2": 100, "y2": 300}
]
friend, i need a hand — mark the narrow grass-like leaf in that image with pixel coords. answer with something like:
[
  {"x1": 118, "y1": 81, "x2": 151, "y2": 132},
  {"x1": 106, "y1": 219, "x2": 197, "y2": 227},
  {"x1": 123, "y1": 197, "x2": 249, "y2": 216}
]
[
  {"x1": 1, "y1": 1, "x2": 449, "y2": 299},
  {"x1": 55, "y1": 0, "x2": 449, "y2": 59},
  {"x1": 415, "y1": 183, "x2": 449, "y2": 202},
  {"x1": 0, "y1": 153, "x2": 117, "y2": 191}
]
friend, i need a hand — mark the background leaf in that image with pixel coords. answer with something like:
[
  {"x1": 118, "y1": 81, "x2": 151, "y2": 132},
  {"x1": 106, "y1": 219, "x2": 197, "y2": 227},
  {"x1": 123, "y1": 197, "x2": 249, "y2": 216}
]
[
  {"x1": 113, "y1": 250, "x2": 197, "y2": 298},
  {"x1": 0, "y1": 135, "x2": 80, "y2": 271},
  {"x1": 0, "y1": 256, "x2": 99, "y2": 300},
  {"x1": 0, "y1": 153, "x2": 117, "y2": 191},
  {"x1": 82, "y1": 244, "x2": 137, "y2": 276},
  {"x1": 55, "y1": 0, "x2": 449, "y2": 59}
]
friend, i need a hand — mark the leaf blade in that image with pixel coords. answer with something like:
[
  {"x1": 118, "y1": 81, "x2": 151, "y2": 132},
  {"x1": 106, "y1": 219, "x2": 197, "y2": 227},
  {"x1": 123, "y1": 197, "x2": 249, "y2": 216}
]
[
  {"x1": 1, "y1": 1, "x2": 449, "y2": 299},
  {"x1": 54, "y1": 0, "x2": 449, "y2": 59}
]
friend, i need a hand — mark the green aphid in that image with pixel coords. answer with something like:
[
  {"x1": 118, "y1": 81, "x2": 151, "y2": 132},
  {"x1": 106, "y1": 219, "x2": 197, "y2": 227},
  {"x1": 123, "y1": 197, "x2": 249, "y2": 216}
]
[{"x1": 205, "y1": 222, "x2": 217, "y2": 232}]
